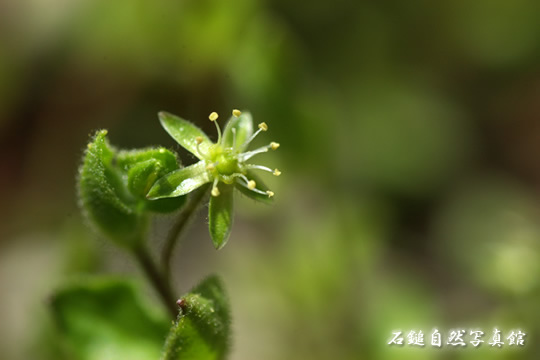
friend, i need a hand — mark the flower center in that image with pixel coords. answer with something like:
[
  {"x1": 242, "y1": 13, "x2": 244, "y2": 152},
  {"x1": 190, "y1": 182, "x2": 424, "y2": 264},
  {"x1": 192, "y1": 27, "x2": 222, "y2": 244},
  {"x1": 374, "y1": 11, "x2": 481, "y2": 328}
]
[
  {"x1": 208, "y1": 145, "x2": 240, "y2": 177},
  {"x1": 204, "y1": 110, "x2": 280, "y2": 198}
]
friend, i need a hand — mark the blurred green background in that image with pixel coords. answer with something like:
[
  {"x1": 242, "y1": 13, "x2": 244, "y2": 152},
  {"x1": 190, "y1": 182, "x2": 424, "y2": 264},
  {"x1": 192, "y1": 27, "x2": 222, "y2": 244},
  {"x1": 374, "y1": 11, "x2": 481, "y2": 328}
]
[{"x1": 1, "y1": 0, "x2": 540, "y2": 359}]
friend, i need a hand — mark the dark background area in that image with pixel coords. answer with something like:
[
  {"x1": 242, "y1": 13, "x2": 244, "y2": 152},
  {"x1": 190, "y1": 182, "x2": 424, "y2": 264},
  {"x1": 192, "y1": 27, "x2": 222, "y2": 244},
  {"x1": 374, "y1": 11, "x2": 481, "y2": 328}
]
[{"x1": 1, "y1": 1, "x2": 539, "y2": 359}]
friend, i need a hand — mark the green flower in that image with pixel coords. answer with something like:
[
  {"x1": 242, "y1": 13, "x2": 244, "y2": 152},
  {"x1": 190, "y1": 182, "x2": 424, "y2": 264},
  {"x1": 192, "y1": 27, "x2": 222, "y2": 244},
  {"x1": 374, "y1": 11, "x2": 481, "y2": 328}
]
[{"x1": 147, "y1": 109, "x2": 280, "y2": 249}]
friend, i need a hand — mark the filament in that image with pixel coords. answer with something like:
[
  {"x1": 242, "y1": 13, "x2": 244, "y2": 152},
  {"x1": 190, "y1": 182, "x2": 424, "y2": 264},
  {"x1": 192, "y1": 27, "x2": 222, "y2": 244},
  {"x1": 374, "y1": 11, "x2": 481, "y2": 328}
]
[
  {"x1": 214, "y1": 121, "x2": 222, "y2": 145},
  {"x1": 195, "y1": 139, "x2": 208, "y2": 158},
  {"x1": 211, "y1": 178, "x2": 220, "y2": 197},
  {"x1": 246, "y1": 164, "x2": 273, "y2": 173},
  {"x1": 239, "y1": 145, "x2": 271, "y2": 161},
  {"x1": 241, "y1": 128, "x2": 263, "y2": 149},
  {"x1": 236, "y1": 178, "x2": 268, "y2": 196}
]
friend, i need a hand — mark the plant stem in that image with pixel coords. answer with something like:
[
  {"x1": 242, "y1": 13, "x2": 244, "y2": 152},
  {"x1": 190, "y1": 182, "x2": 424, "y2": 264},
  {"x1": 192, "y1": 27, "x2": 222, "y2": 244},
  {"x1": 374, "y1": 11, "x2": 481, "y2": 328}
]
[
  {"x1": 133, "y1": 245, "x2": 177, "y2": 318},
  {"x1": 161, "y1": 184, "x2": 210, "y2": 281}
]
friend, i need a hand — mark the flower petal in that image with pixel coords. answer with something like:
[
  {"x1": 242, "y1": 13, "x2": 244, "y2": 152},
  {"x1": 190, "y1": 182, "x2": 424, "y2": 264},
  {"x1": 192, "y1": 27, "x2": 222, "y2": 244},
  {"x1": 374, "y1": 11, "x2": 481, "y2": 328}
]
[
  {"x1": 234, "y1": 170, "x2": 274, "y2": 204},
  {"x1": 209, "y1": 184, "x2": 234, "y2": 249},
  {"x1": 146, "y1": 161, "x2": 210, "y2": 199},
  {"x1": 158, "y1": 112, "x2": 213, "y2": 159},
  {"x1": 222, "y1": 112, "x2": 253, "y2": 152}
]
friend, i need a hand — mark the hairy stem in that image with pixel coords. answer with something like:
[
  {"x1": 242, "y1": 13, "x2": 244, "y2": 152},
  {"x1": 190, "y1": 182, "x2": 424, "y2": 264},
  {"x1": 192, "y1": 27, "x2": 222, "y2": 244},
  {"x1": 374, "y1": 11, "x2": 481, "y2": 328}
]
[
  {"x1": 162, "y1": 184, "x2": 211, "y2": 281},
  {"x1": 133, "y1": 245, "x2": 177, "y2": 318}
]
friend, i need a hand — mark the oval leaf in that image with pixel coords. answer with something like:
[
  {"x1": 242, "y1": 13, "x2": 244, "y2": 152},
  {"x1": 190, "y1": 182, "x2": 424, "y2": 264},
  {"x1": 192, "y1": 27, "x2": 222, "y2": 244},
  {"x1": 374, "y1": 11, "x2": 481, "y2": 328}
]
[
  {"x1": 147, "y1": 161, "x2": 211, "y2": 200},
  {"x1": 209, "y1": 184, "x2": 234, "y2": 250},
  {"x1": 159, "y1": 112, "x2": 213, "y2": 160}
]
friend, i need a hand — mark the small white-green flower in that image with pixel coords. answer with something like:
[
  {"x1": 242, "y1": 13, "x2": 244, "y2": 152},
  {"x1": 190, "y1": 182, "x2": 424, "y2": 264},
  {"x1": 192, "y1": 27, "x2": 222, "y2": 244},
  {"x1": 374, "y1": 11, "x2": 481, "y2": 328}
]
[{"x1": 147, "y1": 109, "x2": 280, "y2": 249}]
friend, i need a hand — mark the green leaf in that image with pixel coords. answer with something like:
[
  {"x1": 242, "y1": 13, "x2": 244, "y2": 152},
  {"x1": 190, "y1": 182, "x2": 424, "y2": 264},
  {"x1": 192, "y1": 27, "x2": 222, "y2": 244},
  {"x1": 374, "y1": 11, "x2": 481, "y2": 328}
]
[
  {"x1": 78, "y1": 130, "x2": 145, "y2": 247},
  {"x1": 235, "y1": 170, "x2": 274, "y2": 204},
  {"x1": 222, "y1": 112, "x2": 253, "y2": 152},
  {"x1": 121, "y1": 154, "x2": 186, "y2": 213},
  {"x1": 147, "y1": 161, "x2": 211, "y2": 200},
  {"x1": 126, "y1": 160, "x2": 169, "y2": 199},
  {"x1": 116, "y1": 147, "x2": 179, "y2": 174},
  {"x1": 209, "y1": 184, "x2": 234, "y2": 250},
  {"x1": 50, "y1": 277, "x2": 170, "y2": 360},
  {"x1": 159, "y1": 111, "x2": 213, "y2": 160},
  {"x1": 161, "y1": 275, "x2": 230, "y2": 360}
]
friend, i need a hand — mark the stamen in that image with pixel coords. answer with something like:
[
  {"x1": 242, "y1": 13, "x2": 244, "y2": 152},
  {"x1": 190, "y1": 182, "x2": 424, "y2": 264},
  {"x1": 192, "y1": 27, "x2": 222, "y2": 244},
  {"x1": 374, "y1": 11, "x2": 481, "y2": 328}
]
[
  {"x1": 195, "y1": 136, "x2": 208, "y2": 158},
  {"x1": 241, "y1": 128, "x2": 262, "y2": 149},
  {"x1": 251, "y1": 187, "x2": 268, "y2": 195},
  {"x1": 232, "y1": 109, "x2": 242, "y2": 117},
  {"x1": 266, "y1": 191, "x2": 274, "y2": 198},
  {"x1": 225, "y1": 173, "x2": 251, "y2": 187},
  {"x1": 246, "y1": 164, "x2": 273, "y2": 173},
  {"x1": 241, "y1": 122, "x2": 268, "y2": 149},
  {"x1": 206, "y1": 162, "x2": 216, "y2": 171},
  {"x1": 211, "y1": 179, "x2": 220, "y2": 197},
  {"x1": 270, "y1": 142, "x2": 280, "y2": 150},
  {"x1": 236, "y1": 178, "x2": 268, "y2": 196},
  {"x1": 247, "y1": 180, "x2": 256, "y2": 190},
  {"x1": 239, "y1": 146, "x2": 269, "y2": 161},
  {"x1": 245, "y1": 164, "x2": 281, "y2": 176},
  {"x1": 208, "y1": 112, "x2": 222, "y2": 144},
  {"x1": 237, "y1": 174, "x2": 250, "y2": 184}
]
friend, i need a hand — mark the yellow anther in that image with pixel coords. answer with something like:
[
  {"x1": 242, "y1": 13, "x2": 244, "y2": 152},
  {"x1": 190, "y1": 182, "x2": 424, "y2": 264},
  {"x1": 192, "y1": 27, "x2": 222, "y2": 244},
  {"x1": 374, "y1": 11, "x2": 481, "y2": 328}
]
[
  {"x1": 266, "y1": 191, "x2": 275, "y2": 198},
  {"x1": 211, "y1": 187, "x2": 220, "y2": 197},
  {"x1": 258, "y1": 122, "x2": 268, "y2": 131},
  {"x1": 206, "y1": 163, "x2": 215, "y2": 171},
  {"x1": 273, "y1": 169, "x2": 281, "y2": 176},
  {"x1": 247, "y1": 180, "x2": 256, "y2": 190},
  {"x1": 270, "y1": 142, "x2": 280, "y2": 150},
  {"x1": 232, "y1": 109, "x2": 242, "y2": 117},
  {"x1": 87, "y1": 143, "x2": 93, "y2": 150},
  {"x1": 209, "y1": 112, "x2": 219, "y2": 121},
  {"x1": 195, "y1": 136, "x2": 203, "y2": 144}
]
